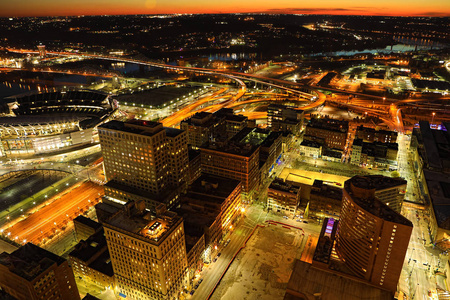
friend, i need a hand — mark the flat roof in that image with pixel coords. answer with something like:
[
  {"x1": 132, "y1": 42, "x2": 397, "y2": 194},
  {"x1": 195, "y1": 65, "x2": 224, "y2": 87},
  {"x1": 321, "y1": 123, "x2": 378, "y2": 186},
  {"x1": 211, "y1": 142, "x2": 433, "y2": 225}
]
[
  {"x1": 69, "y1": 229, "x2": 106, "y2": 263},
  {"x1": 280, "y1": 168, "x2": 349, "y2": 187},
  {"x1": 300, "y1": 140, "x2": 322, "y2": 148},
  {"x1": 347, "y1": 175, "x2": 406, "y2": 191},
  {"x1": 424, "y1": 170, "x2": 450, "y2": 230},
  {"x1": 307, "y1": 117, "x2": 348, "y2": 133},
  {"x1": 165, "y1": 127, "x2": 184, "y2": 138},
  {"x1": 201, "y1": 140, "x2": 259, "y2": 157},
  {"x1": 0, "y1": 243, "x2": 66, "y2": 282},
  {"x1": 89, "y1": 249, "x2": 114, "y2": 277},
  {"x1": 73, "y1": 215, "x2": 102, "y2": 231},
  {"x1": 285, "y1": 260, "x2": 392, "y2": 300},
  {"x1": 116, "y1": 86, "x2": 198, "y2": 106},
  {"x1": 99, "y1": 120, "x2": 164, "y2": 137},
  {"x1": 104, "y1": 201, "x2": 182, "y2": 245},
  {"x1": 186, "y1": 174, "x2": 240, "y2": 205},
  {"x1": 269, "y1": 178, "x2": 300, "y2": 194},
  {"x1": 345, "y1": 177, "x2": 412, "y2": 226}
]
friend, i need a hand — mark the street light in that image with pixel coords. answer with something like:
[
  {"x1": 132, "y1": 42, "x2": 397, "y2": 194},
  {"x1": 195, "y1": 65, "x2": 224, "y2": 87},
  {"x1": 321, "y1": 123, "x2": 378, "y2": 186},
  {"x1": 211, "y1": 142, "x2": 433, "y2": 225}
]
[{"x1": 432, "y1": 112, "x2": 436, "y2": 124}]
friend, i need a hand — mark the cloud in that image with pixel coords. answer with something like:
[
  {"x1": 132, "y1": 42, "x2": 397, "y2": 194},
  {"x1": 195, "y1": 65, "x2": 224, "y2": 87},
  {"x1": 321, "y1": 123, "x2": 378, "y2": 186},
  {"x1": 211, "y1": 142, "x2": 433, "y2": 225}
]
[
  {"x1": 415, "y1": 11, "x2": 450, "y2": 17},
  {"x1": 264, "y1": 7, "x2": 367, "y2": 13}
]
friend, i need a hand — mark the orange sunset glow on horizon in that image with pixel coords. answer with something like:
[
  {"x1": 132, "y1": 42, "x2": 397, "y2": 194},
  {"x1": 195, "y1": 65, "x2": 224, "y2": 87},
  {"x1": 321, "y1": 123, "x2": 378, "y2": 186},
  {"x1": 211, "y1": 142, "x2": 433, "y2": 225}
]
[{"x1": 1, "y1": 0, "x2": 449, "y2": 17}]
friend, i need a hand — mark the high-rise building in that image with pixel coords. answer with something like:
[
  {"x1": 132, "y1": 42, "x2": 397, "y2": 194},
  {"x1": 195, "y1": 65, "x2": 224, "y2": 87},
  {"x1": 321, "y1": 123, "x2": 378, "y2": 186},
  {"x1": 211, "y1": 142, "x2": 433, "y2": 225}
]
[
  {"x1": 0, "y1": 243, "x2": 80, "y2": 300},
  {"x1": 214, "y1": 108, "x2": 248, "y2": 139},
  {"x1": 98, "y1": 120, "x2": 188, "y2": 210},
  {"x1": 267, "y1": 104, "x2": 304, "y2": 134},
  {"x1": 180, "y1": 112, "x2": 224, "y2": 149},
  {"x1": 305, "y1": 117, "x2": 348, "y2": 150},
  {"x1": 347, "y1": 175, "x2": 407, "y2": 213},
  {"x1": 182, "y1": 174, "x2": 242, "y2": 240},
  {"x1": 165, "y1": 128, "x2": 189, "y2": 190},
  {"x1": 102, "y1": 201, "x2": 187, "y2": 300},
  {"x1": 201, "y1": 139, "x2": 260, "y2": 201},
  {"x1": 335, "y1": 176, "x2": 413, "y2": 291}
]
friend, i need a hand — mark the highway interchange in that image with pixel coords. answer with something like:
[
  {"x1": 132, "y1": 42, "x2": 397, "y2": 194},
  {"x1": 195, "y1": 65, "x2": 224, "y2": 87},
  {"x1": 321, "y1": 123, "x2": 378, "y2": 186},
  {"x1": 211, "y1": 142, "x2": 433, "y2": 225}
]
[{"x1": 0, "y1": 49, "x2": 449, "y2": 300}]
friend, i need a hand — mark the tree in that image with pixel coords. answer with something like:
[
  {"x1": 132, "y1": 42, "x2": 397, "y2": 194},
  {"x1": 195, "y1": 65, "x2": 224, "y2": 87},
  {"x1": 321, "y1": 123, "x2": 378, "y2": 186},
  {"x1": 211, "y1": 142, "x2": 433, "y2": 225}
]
[{"x1": 390, "y1": 170, "x2": 400, "y2": 178}]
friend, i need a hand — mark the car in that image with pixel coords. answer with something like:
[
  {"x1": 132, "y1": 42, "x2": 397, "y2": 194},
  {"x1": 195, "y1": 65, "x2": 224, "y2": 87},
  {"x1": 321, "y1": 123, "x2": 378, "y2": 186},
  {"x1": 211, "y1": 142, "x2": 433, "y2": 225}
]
[
  {"x1": 296, "y1": 219, "x2": 301, "y2": 222},
  {"x1": 198, "y1": 279, "x2": 203, "y2": 284},
  {"x1": 303, "y1": 221, "x2": 309, "y2": 224},
  {"x1": 194, "y1": 284, "x2": 199, "y2": 289},
  {"x1": 213, "y1": 257, "x2": 217, "y2": 262},
  {"x1": 190, "y1": 290, "x2": 195, "y2": 295},
  {"x1": 217, "y1": 253, "x2": 222, "y2": 257},
  {"x1": 283, "y1": 216, "x2": 288, "y2": 219}
]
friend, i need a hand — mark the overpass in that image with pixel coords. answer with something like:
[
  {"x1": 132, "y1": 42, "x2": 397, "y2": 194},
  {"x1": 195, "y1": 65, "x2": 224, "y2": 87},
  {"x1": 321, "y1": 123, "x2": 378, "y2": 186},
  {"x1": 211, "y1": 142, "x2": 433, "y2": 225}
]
[{"x1": 6, "y1": 48, "x2": 317, "y2": 102}]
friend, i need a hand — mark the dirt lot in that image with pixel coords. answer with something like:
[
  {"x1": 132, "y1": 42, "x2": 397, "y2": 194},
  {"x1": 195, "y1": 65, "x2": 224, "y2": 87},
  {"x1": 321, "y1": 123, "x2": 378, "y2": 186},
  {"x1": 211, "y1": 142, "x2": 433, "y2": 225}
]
[{"x1": 211, "y1": 224, "x2": 305, "y2": 300}]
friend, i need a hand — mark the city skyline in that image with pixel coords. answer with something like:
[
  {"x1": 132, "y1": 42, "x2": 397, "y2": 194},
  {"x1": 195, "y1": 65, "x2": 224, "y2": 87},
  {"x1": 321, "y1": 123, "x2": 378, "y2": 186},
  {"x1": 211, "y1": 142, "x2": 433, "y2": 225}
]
[
  {"x1": 0, "y1": 10, "x2": 448, "y2": 300},
  {"x1": 1, "y1": 0, "x2": 450, "y2": 17}
]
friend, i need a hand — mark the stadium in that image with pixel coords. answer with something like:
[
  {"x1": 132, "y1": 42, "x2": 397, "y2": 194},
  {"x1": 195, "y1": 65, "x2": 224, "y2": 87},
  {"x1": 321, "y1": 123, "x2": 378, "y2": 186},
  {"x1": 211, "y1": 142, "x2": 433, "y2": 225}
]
[{"x1": 0, "y1": 89, "x2": 115, "y2": 157}]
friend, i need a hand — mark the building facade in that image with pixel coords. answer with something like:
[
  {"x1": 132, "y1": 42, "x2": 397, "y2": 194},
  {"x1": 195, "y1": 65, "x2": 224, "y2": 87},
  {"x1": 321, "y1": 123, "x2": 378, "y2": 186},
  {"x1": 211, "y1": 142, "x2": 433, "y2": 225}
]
[
  {"x1": 267, "y1": 104, "x2": 304, "y2": 135},
  {"x1": 0, "y1": 243, "x2": 80, "y2": 300},
  {"x1": 309, "y1": 180, "x2": 343, "y2": 219},
  {"x1": 180, "y1": 112, "x2": 222, "y2": 149},
  {"x1": 299, "y1": 140, "x2": 322, "y2": 158},
  {"x1": 267, "y1": 178, "x2": 301, "y2": 214},
  {"x1": 305, "y1": 118, "x2": 348, "y2": 150},
  {"x1": 102, "y1": 201, "x2": 187, "y2": 300},
  {"x1": 98, "y1": 120, "x2": 188, "y2": 210},
  {"x1": 355, "y1": 125, "x2": 398, "y2": 143},
  {"x1": 201, "y1": 142, "x2": 260, "y2": 201},
  {"x1": 69, "y1": 229, "x2": 115, "y2": 291},
  {"x1": 335, "y1": 176, "x2": 413, "y2": 291}
]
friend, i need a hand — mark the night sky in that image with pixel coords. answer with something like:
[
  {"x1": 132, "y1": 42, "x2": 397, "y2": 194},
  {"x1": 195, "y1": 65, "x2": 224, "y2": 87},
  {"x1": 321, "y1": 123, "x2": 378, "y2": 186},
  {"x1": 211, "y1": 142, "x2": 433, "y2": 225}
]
[{"x1": 1, "y1": 0, "x2": 449, "y2": 17}]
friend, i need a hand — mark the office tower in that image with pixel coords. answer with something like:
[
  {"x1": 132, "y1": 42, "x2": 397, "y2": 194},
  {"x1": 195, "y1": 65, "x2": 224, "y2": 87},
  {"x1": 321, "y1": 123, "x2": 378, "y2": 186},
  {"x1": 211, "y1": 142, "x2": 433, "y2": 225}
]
[
  {"x1": 201, "y1": 140, "x2": 260, "y2": 202},
  {"x1": 165, "y1": 128, "x2": 189, "y2": 190},
  {"x1": 267, "y1": 104, "x2": 304, "y2": 134},
  {"x1": 98, "y1": 120, "x2": 188, "y2": 210},
  {"x1": 102, "y1": 201, "x2": 187, "y2": 300},
  {"x1": 214, "y1": 108, "x2": 248, "y2": 139},
  {"x1": 305, "y1": 117, "x2": 348, "y2": 150},
  {"x1": 335, "y1": 176, "x2": 413, "y2": 291},
  {"x1": 183, "y1": 174, "x2": 242, "y2": 241},
  {"x1": 0, "y1": 243, "x2": 80, "y2": 300},
  {"x1": 180, "y1": 112, "x2": 223, "y2": 149}
]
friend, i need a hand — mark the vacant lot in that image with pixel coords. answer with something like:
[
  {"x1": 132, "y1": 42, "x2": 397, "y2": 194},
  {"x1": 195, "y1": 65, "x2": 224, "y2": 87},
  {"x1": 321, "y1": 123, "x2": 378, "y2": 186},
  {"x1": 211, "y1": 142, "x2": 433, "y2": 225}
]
[{"x1": 211, "y1": 224, "x2": 305, "y2": 300}]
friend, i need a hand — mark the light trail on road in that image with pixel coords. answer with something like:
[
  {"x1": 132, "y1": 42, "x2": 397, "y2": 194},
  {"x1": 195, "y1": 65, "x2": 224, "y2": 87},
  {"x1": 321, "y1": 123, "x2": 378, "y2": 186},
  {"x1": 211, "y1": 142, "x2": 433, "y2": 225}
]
[{"x1": 1, "y1": 181, "x2": 104, "y2": 245}]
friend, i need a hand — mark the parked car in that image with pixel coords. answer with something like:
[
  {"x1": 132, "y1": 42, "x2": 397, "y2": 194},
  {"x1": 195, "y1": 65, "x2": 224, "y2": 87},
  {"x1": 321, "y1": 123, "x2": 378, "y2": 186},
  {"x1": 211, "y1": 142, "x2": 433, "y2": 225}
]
[{"x1": 303, "y1": 221, "x2": 309, "y2": 224}]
